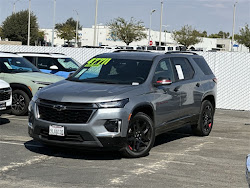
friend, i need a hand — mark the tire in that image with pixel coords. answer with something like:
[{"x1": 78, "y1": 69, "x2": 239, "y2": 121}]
[
  {"x1": 191, "y1": 100, "x2": 214, "y2": 136},
  {"x1": 12, "y1": 89, "x2": 30, "y2": 116},
  {"x1": 121, "y1": 112, "x2": 155, "y2": 158}
]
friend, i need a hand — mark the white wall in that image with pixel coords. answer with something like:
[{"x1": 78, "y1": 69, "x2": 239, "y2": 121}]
[{"x1": 0, "y1": 45, "x2": 249, "y2": 111}]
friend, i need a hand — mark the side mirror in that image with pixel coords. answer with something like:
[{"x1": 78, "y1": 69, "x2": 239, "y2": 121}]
[
  {"x1": 154, "y1": 77, "x2": 172, "y2": 86},
  {"x1": 68, "y1": 72, "x2": 74, "y2": 78},
  {"x1": 50, "y1": 65, "x2": 58, "y2": 70}
]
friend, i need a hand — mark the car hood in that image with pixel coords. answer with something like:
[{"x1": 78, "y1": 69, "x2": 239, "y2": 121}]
[
  {"x1": 0, "y1": 79, "x2": 10, "y2": 88},
  {"x1": 38, "y1": 80, "x2": 143, "y2": 103},
  {"x1": 14, "y1": 72, "x2": 64, "y2": 82}
]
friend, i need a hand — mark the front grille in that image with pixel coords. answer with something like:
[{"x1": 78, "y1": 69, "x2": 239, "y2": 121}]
[
  {"x1": 0, "y1": 88, "x2": 11, "y2": 101},
  {"x1": 37, "y1": 99, "x2": 96, "y2": 124}
]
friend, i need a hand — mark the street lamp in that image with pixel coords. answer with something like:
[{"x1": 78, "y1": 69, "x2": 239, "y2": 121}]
[
  {"x1": 93, "y1": 0, "x2": 98, "y2": 46},
  {"x1": 74, "y1": 10, "x2": 79, "y2": 47},
  {"x1": 148, "y1": 9, "x2": 156, "y2": 45},
  {"x1": 13, "y1": 0, "x2": 21, "y2": 14},
  {"x1": 231, "y1": 0, "x2": 238, "y2": 52},
  {"x1": 27, "y1": 0, "x2": 31, "y2": 46},
  {"x1": 159, "y1": 0, "x2": 164, "y2": 46},
  {"x1": 52, "y1": 0, "x2": 56, "y2": 47}
]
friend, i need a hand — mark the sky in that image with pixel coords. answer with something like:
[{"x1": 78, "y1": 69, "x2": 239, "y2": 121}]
[{"x1": 0, "y1": 0, "x2": 249, "y2": 35}]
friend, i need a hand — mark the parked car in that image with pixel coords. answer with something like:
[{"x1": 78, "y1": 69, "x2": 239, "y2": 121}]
[
  {"x1": 28, "y1": 50, "x2": 217, "y2": 157},
  {"x1": 17, "y1": 53, "x2": 81, "y2": 78},
  {"x1": 0, "y1": 52, "x2": 64, "y2": 115},
  {"x1": 0, "y1": 79, "x2": 12, "y2": 115},
  {"x1": 247, "y1": 154, "x2": 250, "y2": 187}
]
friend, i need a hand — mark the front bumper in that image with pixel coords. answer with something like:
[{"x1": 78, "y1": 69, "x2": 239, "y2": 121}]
[
  {"x1": 0, "y1": 106, "x2": 11, "y2": 115},
  {"x1": 28, "y1": 101, "x2": 130, "y2": 150}
]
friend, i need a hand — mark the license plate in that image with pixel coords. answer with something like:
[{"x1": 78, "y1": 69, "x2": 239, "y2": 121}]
[
  {"x1": 0, "y1": 102, "x2": 6, "y2": 110},
  {"x1": 49, "y1": 125, "x2": 65, "y2": 136}
]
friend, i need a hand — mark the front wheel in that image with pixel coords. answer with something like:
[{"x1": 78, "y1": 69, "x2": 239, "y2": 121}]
[
  {"x1": 12, "y1": 90, "x2": 30, "y2": 116},
  {"x1": 192, "y1": 100, "x2": 214, "y2": 136},
  {"x1": 121, "y1": 112, "x2": 155, "y2": 158}
]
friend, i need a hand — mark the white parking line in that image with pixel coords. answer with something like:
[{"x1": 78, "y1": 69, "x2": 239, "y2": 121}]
[{"x1": 5, "y1": 117, "x2": 27, "y2": 121}]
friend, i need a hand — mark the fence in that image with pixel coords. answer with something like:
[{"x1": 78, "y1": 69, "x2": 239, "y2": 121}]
[{"x1": 0, "y1": 45, "x2": 249, "y2": 111}]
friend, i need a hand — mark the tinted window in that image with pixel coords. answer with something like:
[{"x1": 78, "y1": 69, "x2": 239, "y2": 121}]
[
  {"x1": 171, "y1": 57, "x2": 194, "y2": 80},
  {"x1": 69, "y1": 58, "x2": 153, "y2": 85},
  {"x1": 0, "y1": 57, "x2": 40, "y2": 73},
  {"x1": 154, "y1": 58, "x2": 174, "y2": 81},
  {"x1": 147, "y1": 46, "x2": 156, "y2": 50},
  {"x1": 193, "y1": 58, "x2": 213, "y2": 75},
  {"x1": 168, "y1": 47, "x2": 173, "y2": 51},
  {"x1": 37, "y1": 57, "x2": 57, "y2": 69},
  {"x1": 56, "y1": 58, "x2": 79, "y2": 71},
  {"x1": 157, "y1": 47, "x2": 165, "y2": 51},
  {"x1": 24, "y1": 56, "x2": 35, "y2": 65}
]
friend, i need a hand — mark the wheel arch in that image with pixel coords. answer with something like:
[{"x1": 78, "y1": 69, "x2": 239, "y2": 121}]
[
  {"x1": 202, "y1": 94, "x2": 216, "y2": 110},
  {"x1": 10, "y1": 83, "x2": 33, "y2": 99},
  {"x1": 130, "y1": 103, "x2": 155, "y2": 124}
]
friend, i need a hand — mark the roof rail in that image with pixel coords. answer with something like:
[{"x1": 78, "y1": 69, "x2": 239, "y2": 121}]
[
  {"x1": 16, "y1": 52, "x2": 65, "y2": 55},
  {"x1": 0, "y1": 51, "x2": 16, "y2": 54},
  {"x1": 165, "y1": 51, "x2": 198, "y2": 55},
  {"x1": 113, "y1": 49, "x2": 152, "y2": 53}
]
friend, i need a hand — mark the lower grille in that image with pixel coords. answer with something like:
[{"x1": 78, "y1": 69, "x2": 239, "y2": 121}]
[
  {"x1": 0, "y1": 88, "x2": 11, "y2": 101},
  {"x1": 40, "y1": 129, "x2": 84, "y2": 142}
]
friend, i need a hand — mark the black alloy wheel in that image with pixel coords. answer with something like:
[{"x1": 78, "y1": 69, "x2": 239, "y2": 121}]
[
  {"x1": 121, "y1": 112, "x2": 155, "y2": 158},
  {"x1": 192, "y1": 100, "x2": 214, "y2": 136},
  {"x1": 12, "y1": 90, "x2": 30, "y2": 116}
]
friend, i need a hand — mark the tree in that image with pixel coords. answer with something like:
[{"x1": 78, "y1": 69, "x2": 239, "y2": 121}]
[
  {"x1": 55, "y1": 18, "x2": 82, "y2": 45},
  {"x1": 0, "y1": 27, "x2": 3, "y2": 39},
  {"x1": 1, "y1": 10, "x2": 39, "y2": 45},
  {"x1": 235, "y1": 24, "x2": 250, "y2": 51},
  {"x1": 172, "y1": 25, "x2": 201, "y2": 48},
  {"x1": 107, "y1": 17, "x2": 147, "y2": 46},
  {"x1": 208, "y1": 31, "x2": 230, "y2": 39}
]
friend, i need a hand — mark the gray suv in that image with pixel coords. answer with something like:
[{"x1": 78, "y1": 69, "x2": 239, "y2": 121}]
[{"x1": 28, "y1": 51, "x2": 217, "y2": 158}]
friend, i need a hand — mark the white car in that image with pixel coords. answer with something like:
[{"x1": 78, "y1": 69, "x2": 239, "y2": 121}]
[{"x1": 0, "y1": 79, "x2": 12, "y2": 115}]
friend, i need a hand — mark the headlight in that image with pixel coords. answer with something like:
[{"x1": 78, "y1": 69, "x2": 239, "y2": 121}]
[
  {"x1": 32, "y1": 81, "x2": 53, "y2": 85},
  {"x1": 97, "y1": 99, "x2": 129, "y2": 108}
]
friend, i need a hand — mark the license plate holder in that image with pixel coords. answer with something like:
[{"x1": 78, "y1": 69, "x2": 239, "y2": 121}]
[{"x1": 49, "y1": 125, "x2": 65, "y2": 137}]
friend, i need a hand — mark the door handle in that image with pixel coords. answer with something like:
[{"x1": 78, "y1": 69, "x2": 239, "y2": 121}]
[{"x1": 196, "y1": 83, "x2": 200, "y2": 87}]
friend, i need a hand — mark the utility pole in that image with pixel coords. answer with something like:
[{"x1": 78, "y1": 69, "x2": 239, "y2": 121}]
[
  {"x1": 52, "y1": 0, "x2": 56, "y2": 47},
  {"x1": 27, "y1": 0, "x2": 31, "y2": 46},
  {"x1": 13, "y1": 0, "x2": 20, "y2": 14},
  {"x1": 231, "y1": 0, "x2": 238, "y2": 52},
  {"x1": 159, "y1": 0, "x2": 163, "y2": 46},
  {"x1": 93, "y1": 0, "x2": 98, "y2": 46},
  {"x1": 148, "y1": 9, "x2": 156, "y2": 45},
  {"x1": 74, "y1": 10, "x2": 79, "y2": 47}
]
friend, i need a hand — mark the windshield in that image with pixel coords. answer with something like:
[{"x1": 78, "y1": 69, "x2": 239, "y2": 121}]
[
  {"x1": 56, "y1": 58, "x2": 79, "y2": 71},
  {"x1": 0, "y1": 57, "x2": 40, "y2": 73},
  {"x1": 68, "y1": 58, "x2": 153, "y2": 85}
]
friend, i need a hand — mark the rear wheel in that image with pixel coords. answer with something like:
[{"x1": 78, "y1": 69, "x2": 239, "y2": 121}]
[
  {"x1": 121, "y1": 112, "x2": 155, "y2": 158},
  {"x1": 192, "y1": 100, "x2": 214, "y2": 136},
  {"x1": 12, "y1": 90, "x2": 30, "y2": 116}
]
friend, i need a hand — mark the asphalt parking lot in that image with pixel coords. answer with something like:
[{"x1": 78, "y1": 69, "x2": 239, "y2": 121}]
[{"x1": 0, "y1": 109, "x2": 249, "y2": 188}]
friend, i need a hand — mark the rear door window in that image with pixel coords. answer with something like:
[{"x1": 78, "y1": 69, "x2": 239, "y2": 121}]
[{"x1": 171, "y1": 57, "x2": 194, "y2": 81}]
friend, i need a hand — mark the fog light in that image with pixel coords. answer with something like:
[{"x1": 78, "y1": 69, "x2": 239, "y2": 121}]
[{"x1": 104, "y1": 119, "x2": 121, "y2": 132}]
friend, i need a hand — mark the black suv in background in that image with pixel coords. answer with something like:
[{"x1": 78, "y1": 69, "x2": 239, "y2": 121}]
[{"x1": 28, "y1": 51, "x2": 217, "y2": 158}]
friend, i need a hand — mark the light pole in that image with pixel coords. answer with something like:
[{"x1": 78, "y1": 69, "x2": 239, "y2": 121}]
[
  {"x1": 93, "y1": 0, "x2": 98, "y2": 46},
  {"x1": 162, "y1": 25, "x2": 169, "y2": 46},
  {"x1": 148, "y1": 9, "x2": 156, "y2": 45},
  {"x1": 74, "y1": 10, "x2": 79, "y2": 47},
  {"x1": 27, "y1": 0, "x2": 31, "y2": 46},
  {"x1": 231, "y1": 0, "x2": 238, "y2": 52},
  {"x1": 52, "y1": 0, "x2": 56, "y2": 47},
  {"x1": 13, "y1": 0, "x2": 20, "y2": 14},
  {"x1": 159, "y1": 0, "x2": 163, "y2": 46}
]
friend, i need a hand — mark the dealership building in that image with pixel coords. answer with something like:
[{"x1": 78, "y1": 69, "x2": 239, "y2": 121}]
[{"x1": 41, "y1": 26, "x2": 249, "y2": 52}]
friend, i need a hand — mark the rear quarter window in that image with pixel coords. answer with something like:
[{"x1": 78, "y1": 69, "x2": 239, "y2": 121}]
[{"x1": 193, "y1": 58, "x2": 213, "y2": 75}]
